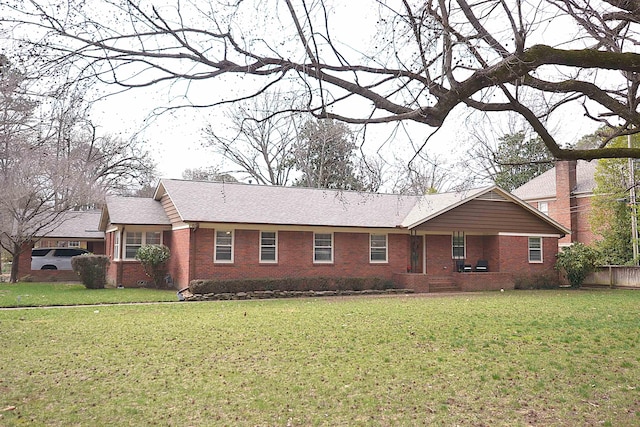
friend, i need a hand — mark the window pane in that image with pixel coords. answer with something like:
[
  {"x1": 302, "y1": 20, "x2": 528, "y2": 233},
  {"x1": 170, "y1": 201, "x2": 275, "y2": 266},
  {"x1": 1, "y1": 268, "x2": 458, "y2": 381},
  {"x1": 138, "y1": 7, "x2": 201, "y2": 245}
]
[
  {"x1": 216, "y1": 231, "x2": 232, "y2": 246},
  {"x1": 315, "y1": 233, "x2": 332, "y2": 247},
  {"x1": 261, "y1": 247, "x2": 276, "y2": 261},
  {"x1": 216, "y1": 246, "x2": 232, "y2": 261},
  {"x1": 126, "y1": 246, "x2": 140, "y2": 259},
  {"x1": 261, "y1": 232, "x2": 276, "y2": 246},
  {"x1": 146, "y1": 232, "x2": 161, "y2": 245},
  {"x1": 126, "y1": 232, "x2": 142, "y2": 245},
  {"x1": 315, "y1": 248, "x2": 332, "y2": 261},
  {"x1": 371, "y1": 248, "x2": 387, "y2": 261}
]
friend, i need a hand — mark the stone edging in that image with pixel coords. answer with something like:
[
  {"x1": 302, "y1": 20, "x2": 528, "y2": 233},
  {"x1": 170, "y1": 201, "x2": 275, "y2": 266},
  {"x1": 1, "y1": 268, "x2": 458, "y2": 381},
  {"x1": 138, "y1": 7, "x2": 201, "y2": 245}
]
[{"x1": 180, "y1": 288, "x2": 415, "y2": 301}]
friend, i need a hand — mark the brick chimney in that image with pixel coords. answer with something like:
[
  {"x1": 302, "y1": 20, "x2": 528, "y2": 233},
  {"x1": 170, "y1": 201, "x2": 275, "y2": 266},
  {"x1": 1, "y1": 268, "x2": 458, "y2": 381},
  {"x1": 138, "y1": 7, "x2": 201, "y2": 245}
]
[{"x1": 555, "y1": 160, "x2": 577, "y2": 243}]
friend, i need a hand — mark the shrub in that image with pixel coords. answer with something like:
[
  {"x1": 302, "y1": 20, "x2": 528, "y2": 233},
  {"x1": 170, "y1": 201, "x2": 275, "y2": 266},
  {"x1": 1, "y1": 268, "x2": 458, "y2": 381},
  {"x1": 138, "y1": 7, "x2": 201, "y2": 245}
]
[
  {"x1": 135, "y1": 245, "x2": 171, "y2": 288},
  {"x1": 189, "y1": 277, "x2": 393, "y2": 294},
  {"x1": 555, "y1": 243, "x2": 598, "y2": 288},
  {"x1": 71, "y1": 255, "x2": 110, "y2": 289},
  {"x1": 514, "y1": 273, "x2": 561, "y2": 290}
]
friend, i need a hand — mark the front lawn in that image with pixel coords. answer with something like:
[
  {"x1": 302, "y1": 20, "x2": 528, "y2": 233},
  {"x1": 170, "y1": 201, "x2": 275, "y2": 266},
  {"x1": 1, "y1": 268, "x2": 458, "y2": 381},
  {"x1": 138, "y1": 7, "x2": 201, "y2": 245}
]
[
  {"x1": 0, "y1": 289, "x2": 639, "y2": 425},
  {"x1": 0, "y1": 282, "x2": 178, "y2": 307}
]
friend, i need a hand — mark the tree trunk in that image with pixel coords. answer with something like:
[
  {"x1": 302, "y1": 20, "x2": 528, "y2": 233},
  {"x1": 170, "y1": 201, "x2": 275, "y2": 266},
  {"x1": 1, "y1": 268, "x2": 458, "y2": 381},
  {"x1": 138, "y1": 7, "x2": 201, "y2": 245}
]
[{"x1": 10, "y1": 243, "x2": 21, "y2": 283}]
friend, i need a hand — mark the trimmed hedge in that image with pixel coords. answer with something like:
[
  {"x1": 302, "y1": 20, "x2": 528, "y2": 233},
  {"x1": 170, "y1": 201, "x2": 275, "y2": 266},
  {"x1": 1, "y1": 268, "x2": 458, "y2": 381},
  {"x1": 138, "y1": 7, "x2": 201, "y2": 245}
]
[
  {"x1": 513, "y1": 273, "x2": 561, "y2": 290},
  {"x1": 189, "y1": 277, "x2": 395, "y2": 294}
]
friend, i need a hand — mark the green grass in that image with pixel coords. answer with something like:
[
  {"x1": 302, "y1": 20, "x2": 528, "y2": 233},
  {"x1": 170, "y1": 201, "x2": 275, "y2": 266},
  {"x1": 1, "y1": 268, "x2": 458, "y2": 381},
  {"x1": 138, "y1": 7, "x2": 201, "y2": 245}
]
[
  {"x1": 1, "y1": 289, "x2": 639, "y2": 426},
  {"x1": 0, "y1": 282, "x2": 178, "y2": 307}
]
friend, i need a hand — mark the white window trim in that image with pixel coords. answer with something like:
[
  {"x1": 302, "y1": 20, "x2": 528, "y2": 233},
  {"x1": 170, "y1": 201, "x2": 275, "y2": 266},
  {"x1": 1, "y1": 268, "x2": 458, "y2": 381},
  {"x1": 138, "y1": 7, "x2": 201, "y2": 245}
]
[
  {"x1": 259, "y1": 231, "x2": 278, "y2": 263},
  {"x1": 124, "y1": 230, "x2": 163, "y2": 260},
  {"x1": 313, "y1": 232, "x2": 334, "y2": 263},
  {"x1": 452, "y1": 233, "x2": 466, "y2": 260},
  {"x1": 214, "y1": 230, "x2": 234, "y2": 263},
  {"x1": 370, "y1": 234, "x2": 388, "y2": 263},
  {"x1": 528, "y1": 237, "x2": 543, "y2": 263},
  {"x1": 113, "y1": 231, "x2": 121, "y2": 261}
]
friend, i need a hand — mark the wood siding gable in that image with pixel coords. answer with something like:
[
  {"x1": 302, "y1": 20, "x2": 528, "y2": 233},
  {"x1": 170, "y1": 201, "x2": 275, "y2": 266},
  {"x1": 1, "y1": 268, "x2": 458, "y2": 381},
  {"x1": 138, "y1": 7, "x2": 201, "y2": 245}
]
[
  {"x1": 161, "y1": 193, "x2": 185, "y2": 225},
  {"x1": 414, "y1": 193, "x2": 565, "y2": 235}
]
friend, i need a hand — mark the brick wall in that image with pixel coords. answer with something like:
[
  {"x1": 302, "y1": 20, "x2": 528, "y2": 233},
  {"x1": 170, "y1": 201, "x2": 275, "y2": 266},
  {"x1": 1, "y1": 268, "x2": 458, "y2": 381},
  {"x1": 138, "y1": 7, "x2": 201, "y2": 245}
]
[
  {"x1": 166, "y1": 228, "x2": 191, "y2": 288},
  {"x1": 497, "y1": 235, "x2": 557, "y2": 276},
  {"x1": 575, "y1": 196, "x2": 595, "y2": 245},
  {"x1": 555, "y1": 160, "x2": 578, "y2": 244},
  {"x1": 189, "y1": 229, "x2": 409, "y2": 282}
]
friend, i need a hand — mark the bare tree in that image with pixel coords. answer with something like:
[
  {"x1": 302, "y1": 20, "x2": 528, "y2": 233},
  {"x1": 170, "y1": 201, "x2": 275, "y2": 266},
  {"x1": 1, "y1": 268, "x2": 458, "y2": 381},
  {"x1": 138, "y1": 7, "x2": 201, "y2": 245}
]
[
  {"x1": 0, "y1": 57, "x2": 156, "y2": 282},
  {"x1": 3, "y1": 1, "x2": 640, "y2": 160},
  {"x1": 389, "y1": 153, "x2": 452, "y2": 195},
  {"x1": 182, "y1": 166, "x2": 237, "y2": 183},
  {"x1": 203, "y1": 92, "x2": 299, "y2": 185}
]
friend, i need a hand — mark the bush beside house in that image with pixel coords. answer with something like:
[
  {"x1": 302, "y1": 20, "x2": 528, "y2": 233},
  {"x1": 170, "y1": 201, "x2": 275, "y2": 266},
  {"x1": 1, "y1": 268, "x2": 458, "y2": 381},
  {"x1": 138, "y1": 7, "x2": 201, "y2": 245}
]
[
  {"x1": 555, "y1": 243, "x2": 598, "y2": 288},
  {"x1": 71, "y1": 255, "x2": 110, "y2": 289},
  {"x1": 135, "y1": 245, "x2": 171, "y2": 288}
]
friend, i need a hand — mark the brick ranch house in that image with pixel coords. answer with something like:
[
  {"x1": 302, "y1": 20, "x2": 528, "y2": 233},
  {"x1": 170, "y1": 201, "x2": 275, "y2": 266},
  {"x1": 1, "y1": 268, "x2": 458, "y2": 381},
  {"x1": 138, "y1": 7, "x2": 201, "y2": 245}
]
[
  {"x1": 99, "y1": 180, "x2": 569, "y2": 292},
  {"x1": 512, "y1": 160, "x2": 596, "y2": 247}
]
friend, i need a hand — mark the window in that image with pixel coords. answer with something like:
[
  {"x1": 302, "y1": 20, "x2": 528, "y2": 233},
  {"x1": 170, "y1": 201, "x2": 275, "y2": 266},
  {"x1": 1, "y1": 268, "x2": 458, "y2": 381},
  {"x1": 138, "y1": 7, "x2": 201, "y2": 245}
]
[
  {"x1": 215, "y1": 230, "x2": 234, "y2": 262},
  {"x1": 370, "y1": 234, "x2": 387, "y2": 263},
  {"x1": 538, "y1": 201, "x2": 549, "y2": 215},
  {"x1": 260, "y1": 231, "x2": 277, "y2": 263},
  {"x1": 529, "y1": 237, "x2": 543, "y2": 262},
  {"x1": 114, "y1": 232, "x2": 120, "y2": 260},
  {"x1": 452, "y1": 232, "x2": 465, "y2": 259},
  {"x1": 125, "y1": 232, "x2": 142, "y2": 259},
  {"x1": 68, "y1": 241, "x2": 81, "y2": 248},
  {"x1": 314, "y1": 233, "x2": 333, "y2": 263},
  {"x1": 124, "y1": 231, "x2": 163, "y2": 259}
]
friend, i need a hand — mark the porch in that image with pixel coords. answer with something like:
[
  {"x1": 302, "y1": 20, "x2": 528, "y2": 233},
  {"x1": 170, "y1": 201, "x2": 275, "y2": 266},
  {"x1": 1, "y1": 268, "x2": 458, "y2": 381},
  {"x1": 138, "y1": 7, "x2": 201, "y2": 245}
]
[{"x1": 393, "y1": 271, "x2": 516, "y2": 293}]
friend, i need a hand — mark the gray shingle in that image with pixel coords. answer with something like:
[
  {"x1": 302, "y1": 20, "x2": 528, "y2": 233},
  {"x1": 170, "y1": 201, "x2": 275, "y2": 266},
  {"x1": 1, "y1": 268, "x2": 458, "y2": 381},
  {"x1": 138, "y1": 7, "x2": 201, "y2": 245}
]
[
  {"x1": 512, "y1": 160, "x2": 596, "y2": 200},
  {"x1": 158, "y1": 180, "x2": 421, "y2": 228},
  {"x1": 37, "y1": 210, "x2": 104, "y2": 239},
  {"x1": 105, "y1": 196, "x2": 171, "y2": 226}
]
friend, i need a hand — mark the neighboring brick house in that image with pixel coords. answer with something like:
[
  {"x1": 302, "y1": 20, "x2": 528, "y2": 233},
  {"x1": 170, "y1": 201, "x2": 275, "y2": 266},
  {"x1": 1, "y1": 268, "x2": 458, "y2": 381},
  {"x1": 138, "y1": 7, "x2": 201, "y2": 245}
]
[
  {"x1": 512, "y1": 160, "x2": 596, "y2": 247},
  {"x1": 99, "y1": 180, "x2": 569, "y2": 292},
  {"x1": 17, "y1": 209, "x2": 106, "y2": 281}
]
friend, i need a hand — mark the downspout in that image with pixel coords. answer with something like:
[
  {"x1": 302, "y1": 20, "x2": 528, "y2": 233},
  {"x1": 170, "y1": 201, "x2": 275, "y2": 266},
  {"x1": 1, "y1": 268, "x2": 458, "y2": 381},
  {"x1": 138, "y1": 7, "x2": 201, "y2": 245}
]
[{"x1": 117, "y1": 226, "x2": 124, "y2": 286}]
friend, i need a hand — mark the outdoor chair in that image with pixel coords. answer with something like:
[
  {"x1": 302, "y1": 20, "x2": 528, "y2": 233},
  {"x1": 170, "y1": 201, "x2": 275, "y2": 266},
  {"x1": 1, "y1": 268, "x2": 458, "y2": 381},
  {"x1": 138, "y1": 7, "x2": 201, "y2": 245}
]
[{"x1": 475, "y1": 260, "x2": 488, "y2": 272}]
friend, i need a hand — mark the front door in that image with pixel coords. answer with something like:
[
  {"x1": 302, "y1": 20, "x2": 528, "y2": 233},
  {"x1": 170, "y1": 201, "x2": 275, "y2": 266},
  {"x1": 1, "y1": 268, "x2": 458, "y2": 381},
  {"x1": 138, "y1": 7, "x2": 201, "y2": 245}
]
[{"x1": 410, "y1": 235, "x2": 423, "y2": 273}]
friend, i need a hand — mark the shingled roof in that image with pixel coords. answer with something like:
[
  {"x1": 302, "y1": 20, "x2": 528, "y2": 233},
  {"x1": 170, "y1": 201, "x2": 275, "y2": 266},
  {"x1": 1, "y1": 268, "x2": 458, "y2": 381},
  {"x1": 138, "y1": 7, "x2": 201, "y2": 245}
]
[
  {"x1": 101, "y1": 196, "x2": 171, "y2": 228},
  {"x1": 98, "y1": 179, "x2": 569, "y2": 236},
  {"x1": 512, "y1": 160, "x2": 596, "y2": 200},
  {"x1": 154, "y1": 179, "x2": 421, "y2": 228},
  {"x1": 37, "y1": 210, "x2": 104, "y2": 240}
]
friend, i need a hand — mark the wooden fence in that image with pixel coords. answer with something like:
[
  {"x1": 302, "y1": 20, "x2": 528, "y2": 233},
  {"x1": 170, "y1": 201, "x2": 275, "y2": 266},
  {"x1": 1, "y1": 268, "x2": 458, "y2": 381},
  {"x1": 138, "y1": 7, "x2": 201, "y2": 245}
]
[{"x1": 583, "y1": 266, "x2": 640, "y2": 289}]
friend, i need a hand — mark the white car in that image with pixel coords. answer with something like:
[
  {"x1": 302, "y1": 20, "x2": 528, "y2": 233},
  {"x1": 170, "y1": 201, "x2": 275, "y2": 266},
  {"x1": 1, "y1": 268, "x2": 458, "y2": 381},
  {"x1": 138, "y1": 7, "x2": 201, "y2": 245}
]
[{"x1": 31, "y1": 248, "x2": 90, "y2": 270}]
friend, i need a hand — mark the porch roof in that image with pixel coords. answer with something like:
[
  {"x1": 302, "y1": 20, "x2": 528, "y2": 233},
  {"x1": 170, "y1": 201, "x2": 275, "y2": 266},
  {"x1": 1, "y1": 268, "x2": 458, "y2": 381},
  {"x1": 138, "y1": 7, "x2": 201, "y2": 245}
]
[{"x1": 100, "y1": 196, "x2": 171, "y2": 229}]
